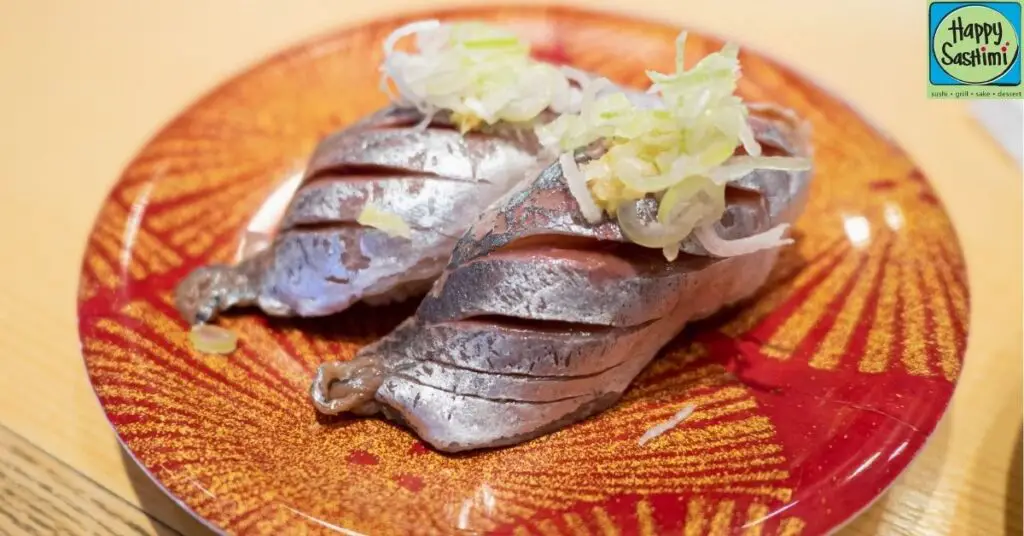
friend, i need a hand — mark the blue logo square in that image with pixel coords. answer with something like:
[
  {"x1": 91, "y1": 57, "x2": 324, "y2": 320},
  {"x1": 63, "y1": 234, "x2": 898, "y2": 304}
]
[{"x1": 929, "y1": 1, "x2": 1022, "y2": 86}]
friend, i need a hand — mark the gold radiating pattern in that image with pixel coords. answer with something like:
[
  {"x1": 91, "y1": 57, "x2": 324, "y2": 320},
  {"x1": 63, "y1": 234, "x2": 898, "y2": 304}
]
[
  {"x1": 86, "y1": 299, "x2": 796, "y2": 533},
  {"x1": 77, "y1": 6, "x2": 968, "y2": 534}
]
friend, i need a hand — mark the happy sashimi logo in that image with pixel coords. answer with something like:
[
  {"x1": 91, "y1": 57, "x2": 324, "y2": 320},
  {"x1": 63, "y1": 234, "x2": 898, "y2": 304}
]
[{"x1": 929, "y1": 1, "x2": 1023, "y2": 98}]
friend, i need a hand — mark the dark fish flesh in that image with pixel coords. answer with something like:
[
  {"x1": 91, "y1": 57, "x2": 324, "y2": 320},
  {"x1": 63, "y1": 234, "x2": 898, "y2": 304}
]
[{"x1": 310, "y1": 105, "x2": 812, "y2": 452}]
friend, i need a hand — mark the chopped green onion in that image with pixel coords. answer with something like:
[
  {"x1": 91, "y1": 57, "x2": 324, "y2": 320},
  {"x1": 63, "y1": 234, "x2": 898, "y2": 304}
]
[
  {"x1": 380, "y1": 20, "x2": 576, "y2": 130},
  {"x1": 537, "y1": 32, "x2": 811, "y2": 259}
]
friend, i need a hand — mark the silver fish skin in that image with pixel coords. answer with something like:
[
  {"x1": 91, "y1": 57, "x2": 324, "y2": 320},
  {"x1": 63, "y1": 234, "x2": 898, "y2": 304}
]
[
  {"x1": 175, "y1": 106, "x2": 550, "y2": 324},
  {"x1": 310, "y1": 104, "x2": 813, "y2": 452}
]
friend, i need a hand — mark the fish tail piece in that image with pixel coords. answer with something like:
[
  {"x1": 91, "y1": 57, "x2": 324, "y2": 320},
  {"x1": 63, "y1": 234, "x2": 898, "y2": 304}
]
[
  {"x1": 174, "y1": 262, "x2": 258, "y2": 325},
  {"x1": 310, "y1": 357, "x2": 385, "y2": 416}
]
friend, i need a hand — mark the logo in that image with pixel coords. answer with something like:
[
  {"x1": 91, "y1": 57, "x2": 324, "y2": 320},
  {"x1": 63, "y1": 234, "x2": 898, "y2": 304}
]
[{"x1": 929, "y1": 1, "x2": 1023, "y2": 98}]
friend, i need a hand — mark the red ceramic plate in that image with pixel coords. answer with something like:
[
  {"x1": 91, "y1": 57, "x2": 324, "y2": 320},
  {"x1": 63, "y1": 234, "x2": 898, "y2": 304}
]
[{"x1": 78, "y1": 6, "x2": 968, "y2": 535}]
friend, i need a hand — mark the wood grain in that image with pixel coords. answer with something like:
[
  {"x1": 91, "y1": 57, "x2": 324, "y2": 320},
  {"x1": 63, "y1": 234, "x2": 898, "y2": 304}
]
[
  {"x1": 0, "y1": 424, "x2": 203, "y2": 536},
  {"x1": 0, "y1": 1, "x2": 1018, "y2": 535}
]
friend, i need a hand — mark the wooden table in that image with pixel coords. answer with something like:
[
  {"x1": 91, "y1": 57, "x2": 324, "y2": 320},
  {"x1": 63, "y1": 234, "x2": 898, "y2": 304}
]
[{"x1": 0, "y1": 1, "x2": 1019, "y2": 534}]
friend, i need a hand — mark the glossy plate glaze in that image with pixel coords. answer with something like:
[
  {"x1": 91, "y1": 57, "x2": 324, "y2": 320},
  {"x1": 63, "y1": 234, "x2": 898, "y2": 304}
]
[{"x1": 77, "y1": 6, "x2": 969, "y2": 535}]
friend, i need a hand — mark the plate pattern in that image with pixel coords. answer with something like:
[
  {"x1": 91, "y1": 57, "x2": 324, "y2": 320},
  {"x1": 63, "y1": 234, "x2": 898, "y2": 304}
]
[{"x1": 78, "y1": 6, "x2": 968, "y2": 535}]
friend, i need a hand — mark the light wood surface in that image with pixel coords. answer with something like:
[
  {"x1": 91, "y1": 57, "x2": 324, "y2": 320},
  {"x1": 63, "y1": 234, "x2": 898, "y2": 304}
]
[
  {"x1": 0, "y1": 423, "x2": 188, "y2": 535},
  {"x1": 0, "y1": 1, "x2": 1019, "y2": 534}
]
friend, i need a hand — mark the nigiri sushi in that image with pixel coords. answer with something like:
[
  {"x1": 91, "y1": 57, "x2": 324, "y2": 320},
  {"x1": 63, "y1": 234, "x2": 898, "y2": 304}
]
[
  {"x1": 175, "y1": 20, "x2": 584, "y2": 324},
  {"x1": 310, "y1": 33, "x2": 814, "y2": 452}
]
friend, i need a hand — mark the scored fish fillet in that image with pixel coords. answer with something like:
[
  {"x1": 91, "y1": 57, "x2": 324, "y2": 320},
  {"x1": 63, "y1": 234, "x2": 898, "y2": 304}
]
[
  {"x1": 175, "y1": 106, "x2": 550, "y2": 324},
  {"x1": 311, "y1": 105, "x2": 812, "y2": 452}
]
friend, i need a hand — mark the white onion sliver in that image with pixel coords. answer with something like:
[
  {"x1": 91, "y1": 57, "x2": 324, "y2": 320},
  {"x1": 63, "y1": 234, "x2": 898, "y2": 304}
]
[
  {"x1": 581, "y1": 76, "x2": 615, "y2": 112},
  {"x1": 618, "y1": 199, "x2": 702, "y2": 250},
  {"x1": 737, "y1": 121, "x2": 762, "y2": 157},
  {"x1": 662, "y1": 243, "x2": 680, "y2": 262},
  {"x1": 694, "y1": 221, "x2": 793, "y2": 257},
  {"x1": 638, "y1": 405, "x2": 695, "y2": 446},
  {"x1": 384, "y1": 20, "x2": 441, "y2": 55},
  {"x1": 382, "y1": 55, "x2": 430, "y2": 109},
  {"x1": 561, "y1": 65, "x2": 595, "y2": 88},
  {"x1": 380, "y1": 21, "x2": 443, "y2": 107},
  {"x1": 559, "y1": 153, "x2": 603, "y2": 223},
  {"x1": 619, "y1": 211, "x2": 679, "y2": 248},
  {"x1": 558, "y1": 67, "x2": 590, "y2": 113},
  {"x1": 710, "y1": 155, "x2": 811, "y2": 184},
  {"x1": 727, "y1": 155, "x2": 811, "y2": 171},
  {"x1": 414, "y1": 111, "x2": 436, "y2": 130}
]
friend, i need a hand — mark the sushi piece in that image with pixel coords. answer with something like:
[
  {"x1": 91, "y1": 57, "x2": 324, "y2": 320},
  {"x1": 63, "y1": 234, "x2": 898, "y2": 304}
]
[
  {"x1": 175, "y1": 106, "x2": 551, "y2": 323},
  {"x1": 175, "y1": 20, "x2": 584, "y2": 324},
  {"x1": 309, "y1": 34, "x2": 813, "y2": 452}
]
